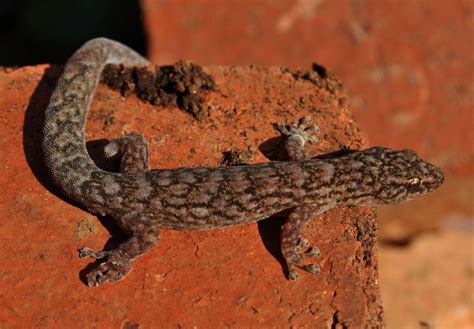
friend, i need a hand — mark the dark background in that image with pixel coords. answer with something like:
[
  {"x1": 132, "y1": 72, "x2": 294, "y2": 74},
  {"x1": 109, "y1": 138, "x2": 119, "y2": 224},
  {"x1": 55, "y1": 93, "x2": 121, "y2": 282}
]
[{"x1": 0, "y1": 0, "x2": 146, "y2": 65}]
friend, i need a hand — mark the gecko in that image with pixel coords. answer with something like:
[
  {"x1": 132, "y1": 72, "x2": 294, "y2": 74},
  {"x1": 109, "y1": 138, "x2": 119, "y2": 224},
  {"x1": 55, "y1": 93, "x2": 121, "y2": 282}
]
[{"x1": 42, "y1": 38, "x2": 444, "y2": 287}]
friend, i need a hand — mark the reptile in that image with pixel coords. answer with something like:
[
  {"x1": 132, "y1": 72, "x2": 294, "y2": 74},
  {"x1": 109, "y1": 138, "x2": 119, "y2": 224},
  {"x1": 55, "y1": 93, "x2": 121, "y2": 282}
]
[{"x1": 42, "y1": 38, "x2": 444, "y2": 287}]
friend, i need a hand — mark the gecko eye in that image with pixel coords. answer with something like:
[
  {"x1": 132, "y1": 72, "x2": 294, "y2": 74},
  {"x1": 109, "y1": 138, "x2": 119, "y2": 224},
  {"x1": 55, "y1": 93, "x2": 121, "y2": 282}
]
[
  {"x1": 407, "y1": 177, "x2": 421, "y2": 186},
  {"x1": 402, "y1": 149, "x2": 419, "y2": 160}
]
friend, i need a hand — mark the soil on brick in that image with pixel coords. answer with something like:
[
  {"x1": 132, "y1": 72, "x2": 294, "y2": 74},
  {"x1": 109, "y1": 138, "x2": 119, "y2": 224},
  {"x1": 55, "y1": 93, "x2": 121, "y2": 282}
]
[{"x1": 101, "y1": 60, "x2": 217, "y2": 121}]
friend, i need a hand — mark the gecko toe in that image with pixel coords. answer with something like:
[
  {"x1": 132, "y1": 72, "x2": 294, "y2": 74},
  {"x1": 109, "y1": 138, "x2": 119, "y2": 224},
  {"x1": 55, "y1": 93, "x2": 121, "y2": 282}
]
[
  {"x1": 299, "y1": 246, "x2": 321, "y2": 259},
  {"x1": 287, "y1": 261, "x2": 320, "y2": 280},
  {"x1": 273, "y1": 117, "x2": 320, "y2": 144},
  {"x1": 295, "y1": 238, "x2": 321, "y2": 260},
  {"x1": 78, "y1": 247, "x2": 111, "y2": 260},
  {"x1": 272, "y1": 122, "x2": 290, "y2": 135},
  {"x1": 301, "y1": 263, "x2": 320, "y2": 274},
  {"x1": 288, "y1": 267, "x2": 300, "y2": 281},
  {"x1": 298, "y1": 117, "x2": 311, "y2": 125},
  {"x1": 78, "y1": 247, "x2": 98, "y2": 259},
  {"x1": 295, "y1": 237, "x2": 310, "y2": 250}
]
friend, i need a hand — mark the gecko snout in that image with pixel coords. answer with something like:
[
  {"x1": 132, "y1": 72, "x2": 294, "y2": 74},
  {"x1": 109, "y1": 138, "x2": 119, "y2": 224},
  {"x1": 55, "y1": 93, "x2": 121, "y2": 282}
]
[{"x1": 426, "y1": 162, "x2": 444, "y2": 190}]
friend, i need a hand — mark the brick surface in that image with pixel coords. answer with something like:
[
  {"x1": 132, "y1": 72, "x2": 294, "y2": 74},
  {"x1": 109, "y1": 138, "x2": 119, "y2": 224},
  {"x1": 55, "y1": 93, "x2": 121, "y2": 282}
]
[{"x1": 0, "y1": 64, "x2": 383, "y2": 327}]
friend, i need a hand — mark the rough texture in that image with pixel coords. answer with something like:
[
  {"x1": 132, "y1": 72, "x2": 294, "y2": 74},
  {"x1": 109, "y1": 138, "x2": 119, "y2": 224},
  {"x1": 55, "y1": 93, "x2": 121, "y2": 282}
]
[{"x1": 42, "y1": 39, "x2": 442, "y2": 288}]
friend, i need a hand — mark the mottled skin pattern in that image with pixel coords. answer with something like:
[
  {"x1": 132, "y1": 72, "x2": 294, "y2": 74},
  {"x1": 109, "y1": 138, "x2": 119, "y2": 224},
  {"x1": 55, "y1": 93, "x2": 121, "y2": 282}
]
[{"x1": 42, "y1": 38, "x2": 444, "y2": 286}]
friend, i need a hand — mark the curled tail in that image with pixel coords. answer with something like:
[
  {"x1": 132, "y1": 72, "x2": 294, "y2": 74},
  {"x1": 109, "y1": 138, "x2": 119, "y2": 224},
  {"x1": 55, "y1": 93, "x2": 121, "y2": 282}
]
[{"x1": 42, "y1": 38, "x2": 149, "y2": 201}]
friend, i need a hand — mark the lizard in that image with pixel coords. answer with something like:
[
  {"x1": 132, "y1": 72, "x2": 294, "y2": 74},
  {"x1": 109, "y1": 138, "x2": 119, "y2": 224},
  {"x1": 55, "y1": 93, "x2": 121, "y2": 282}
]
[{"x1": 42, "y1": 38, "x2": 444, "y2": 287}]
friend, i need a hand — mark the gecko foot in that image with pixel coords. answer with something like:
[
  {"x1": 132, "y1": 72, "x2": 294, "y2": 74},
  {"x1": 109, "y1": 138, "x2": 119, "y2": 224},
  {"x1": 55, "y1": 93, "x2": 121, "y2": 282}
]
[
  {"x1": 80, "y1": 249, "x2": 132, "y2": 287},
  {"x1": 287, "y1": 238, "x2": 321, "y2": 281},
  {"x1": 273, "y1": 117, "x2": 319, "y2": 144}
]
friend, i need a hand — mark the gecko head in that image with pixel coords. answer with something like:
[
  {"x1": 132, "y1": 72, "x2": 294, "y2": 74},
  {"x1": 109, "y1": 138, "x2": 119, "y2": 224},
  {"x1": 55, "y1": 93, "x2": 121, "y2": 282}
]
[{"x1": 362, "y1": 147, "x2": 444, "y2": 205}]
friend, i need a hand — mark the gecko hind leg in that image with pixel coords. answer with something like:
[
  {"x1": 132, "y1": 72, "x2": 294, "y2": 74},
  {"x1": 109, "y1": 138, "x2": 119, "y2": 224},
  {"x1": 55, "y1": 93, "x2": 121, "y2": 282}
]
[
  {"x1": 80, "y1": 224, "x2": 160, "y2": 287},
  {"x1": 79, "y1": 133, "x2": 160, "y2": 286},
  {"x1": 281, "y1": 205, "x2": 321, "y2": 280}
]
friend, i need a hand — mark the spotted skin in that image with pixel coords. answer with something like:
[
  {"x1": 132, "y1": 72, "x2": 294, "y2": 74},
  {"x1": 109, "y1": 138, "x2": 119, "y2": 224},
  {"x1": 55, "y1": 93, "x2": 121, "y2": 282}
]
[{"x1": 42, "y1": 38, "x2": 445, "y2": 286}]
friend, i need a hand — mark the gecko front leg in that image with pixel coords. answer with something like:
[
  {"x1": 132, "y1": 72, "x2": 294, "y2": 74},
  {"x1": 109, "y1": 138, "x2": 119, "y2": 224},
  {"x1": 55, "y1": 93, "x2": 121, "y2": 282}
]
[
  {"x1": 79, "y1": 223, "x2": 160, "y2": 286},
  {"x1": 273, "y1": 117, "x2": 323, "y2": 280},
  {"x1": 79, "y1": 134, "x2": 160, "y2": 286}
]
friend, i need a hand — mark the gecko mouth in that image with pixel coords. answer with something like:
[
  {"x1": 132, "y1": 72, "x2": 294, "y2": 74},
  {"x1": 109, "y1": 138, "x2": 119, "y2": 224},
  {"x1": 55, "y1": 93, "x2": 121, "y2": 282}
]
[{"x1": 428, "y1": 164, "x2": 444, "y2": 189}]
